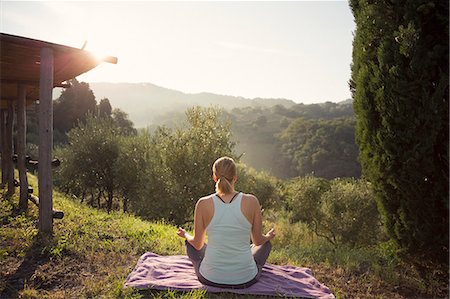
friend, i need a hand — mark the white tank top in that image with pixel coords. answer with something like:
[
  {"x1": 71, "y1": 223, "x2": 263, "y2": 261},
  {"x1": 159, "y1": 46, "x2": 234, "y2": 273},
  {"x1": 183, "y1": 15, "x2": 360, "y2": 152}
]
[{"x1": 199, "y1": 192, "x2": 258, "y2": 284}]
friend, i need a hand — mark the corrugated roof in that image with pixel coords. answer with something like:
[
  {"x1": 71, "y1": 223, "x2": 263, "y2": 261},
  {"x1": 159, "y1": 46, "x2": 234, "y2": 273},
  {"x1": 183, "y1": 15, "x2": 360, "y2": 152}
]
[{"x1": 0, "y1": 33, "x2": 117, "y2": 106}]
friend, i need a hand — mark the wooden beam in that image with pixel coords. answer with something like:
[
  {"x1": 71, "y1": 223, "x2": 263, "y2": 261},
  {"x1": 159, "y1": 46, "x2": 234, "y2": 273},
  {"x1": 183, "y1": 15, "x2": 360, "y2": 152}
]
[
  {"x1": 100, "y1": 56, "x2": 118, "y2": 64},
  {"x1": 0, "y1": 109, "x2": 5, "y2": 187},
  {"x1": 38, "y1": 47, "x2": 54, "y2": 235},
  {"x1": 17, "y1": 85, "x2": 29, "y2": 211},
  {"x1": 6, "y1": 100, "x2": 15, "y2": 196},
  {"x1": 0, "y1": 99, "x2": 37, "y2": 108},
  {"x1": 29, "y1": 194, "x2": 64, "y2": 219},
  {"x1": 0, "y1": 79, "x2": 71, "y2": 88}
]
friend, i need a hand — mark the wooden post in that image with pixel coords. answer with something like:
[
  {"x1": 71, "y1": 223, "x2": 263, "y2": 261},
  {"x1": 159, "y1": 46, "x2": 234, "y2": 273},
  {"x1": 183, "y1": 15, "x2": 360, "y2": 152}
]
[
  {"x1": 0, "y1": 109, "x2": 5, "y2": 187},
  {"x1": 17, "y1": 85, "x2": 29, "y2": 211},
  {"x1": 6, "y1": 100, "x2": 15, "y2": 196},
  {"x1": 38, "y1": 47, "x2": 54, "y2": 235}
]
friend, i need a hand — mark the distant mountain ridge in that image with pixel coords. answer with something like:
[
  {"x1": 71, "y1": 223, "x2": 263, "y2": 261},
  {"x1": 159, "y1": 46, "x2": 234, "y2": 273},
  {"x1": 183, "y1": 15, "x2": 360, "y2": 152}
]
[{"x1": 87, "y1": 82, "x2": 297, "y2": 128}]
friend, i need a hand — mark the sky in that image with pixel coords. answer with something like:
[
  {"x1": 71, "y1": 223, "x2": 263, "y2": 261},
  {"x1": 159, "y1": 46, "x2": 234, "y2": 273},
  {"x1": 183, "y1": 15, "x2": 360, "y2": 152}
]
[{"x1": 1, "y1": 1, "x2": 356, "y2": 104}]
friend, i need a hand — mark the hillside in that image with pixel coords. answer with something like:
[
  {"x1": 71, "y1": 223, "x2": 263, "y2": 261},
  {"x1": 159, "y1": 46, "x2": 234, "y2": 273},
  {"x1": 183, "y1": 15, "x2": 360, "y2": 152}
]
[
  {"x1": 51, "y1": 82, "x2": 355, "y2": 179},
  {"x1": 0, "y1": 175, "x2": 184, "y2": 298},
  {"x1": 1, "y1": 174, "x2": 445, "y2": 298},
  {"x1": 123, "y1": 97, "x2": 357, "y2": 179},
  {"x1": 87, "y1": 82, "x2": 296, "y2": 128}
]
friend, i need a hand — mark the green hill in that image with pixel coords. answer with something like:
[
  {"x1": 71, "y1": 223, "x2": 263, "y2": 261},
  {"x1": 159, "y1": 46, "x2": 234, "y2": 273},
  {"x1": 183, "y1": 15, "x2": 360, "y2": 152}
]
[
  {"x1": 87, "y1": 82, "x2": 296, "y2": 128},
  {"x1": 1, "y1": 174, "x2": 446, "y2": 298}
]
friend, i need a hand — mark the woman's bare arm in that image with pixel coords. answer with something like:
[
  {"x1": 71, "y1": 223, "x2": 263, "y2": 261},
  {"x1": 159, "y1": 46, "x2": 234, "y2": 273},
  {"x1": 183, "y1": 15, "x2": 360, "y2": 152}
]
[
  {"x1": 177, "y1": 198, "x2": 207, "y2": 250},
  {"x1": 250, "y1": 195, "x2": 276, "y2": 246}
]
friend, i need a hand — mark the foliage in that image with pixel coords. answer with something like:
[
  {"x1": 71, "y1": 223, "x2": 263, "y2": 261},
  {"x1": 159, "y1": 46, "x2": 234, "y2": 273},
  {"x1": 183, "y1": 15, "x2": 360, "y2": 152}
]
[
  {"x1": 55, "y1": 105, "x2": 282, "y2": 225},
  {"x1": 115, "y1": 134, "x2": 152, "y2": 212},
  {"x1": 26, "y1": 82, "x2": 133, "y2": 147},
  {"x1": 227, "y1": 101, "x2": 357, "y2": 179},
  {"x1": 280, "y1": 117, "x2": 361, "y2": 179},
  {"x1": 349, "y1": 0, "x2": 449, "y2": 260},
  {"x1": 153, "y1": 101, "x2": 356, "y2": 179},
  {"x1": 112, "y1": 108, "x2": 137, "y2": 136},
  {"x1": 98, "y1": 98, "x2": 113, "y2": 117},
  {"x1": 56, "y1": 104, "x2": 366, "y2": 230},
  {"x1": 235, "y1": 164, "x2": 281, "y2": 210},
  {"x1": 134, "y1": 106, "x2": 236, "y2": 224},
  {"x1": 284, "y1": 176, "x2": 381, "y2": 246},
  {"x1": 54, "y1": 103, "x2": 139, "y2": 210},
  {"x1": 55, "y1": 114, "x2": 133, "y2": 212},
  {"x1": 56, "y1": 106, "x2": 236, "y2": 224},
  {"x1": 53, "y1": 79, "x2": 97, "y2": 143}
]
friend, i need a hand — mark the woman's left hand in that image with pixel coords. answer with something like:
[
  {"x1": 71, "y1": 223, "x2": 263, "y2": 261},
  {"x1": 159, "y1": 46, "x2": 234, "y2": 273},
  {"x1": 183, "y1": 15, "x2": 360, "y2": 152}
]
[
  {"x1": 176, "y1": 227, "x2": 186, "y2": 239},
  {"x1": 265, "y1": 228, "x2": 276, "y2": 240}
]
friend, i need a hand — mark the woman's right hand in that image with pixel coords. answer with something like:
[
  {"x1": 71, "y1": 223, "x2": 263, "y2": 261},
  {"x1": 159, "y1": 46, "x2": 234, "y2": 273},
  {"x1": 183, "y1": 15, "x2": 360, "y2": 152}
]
[{"x1": 177, "y1": 227, "x2": 186, "y2": 239}]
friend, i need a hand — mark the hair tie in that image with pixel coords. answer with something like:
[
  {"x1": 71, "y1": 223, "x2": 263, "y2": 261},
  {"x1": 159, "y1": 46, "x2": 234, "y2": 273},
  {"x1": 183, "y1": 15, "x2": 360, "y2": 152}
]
[{"x1": 220, "y1": 175, "x2": 230, "y2": 181}]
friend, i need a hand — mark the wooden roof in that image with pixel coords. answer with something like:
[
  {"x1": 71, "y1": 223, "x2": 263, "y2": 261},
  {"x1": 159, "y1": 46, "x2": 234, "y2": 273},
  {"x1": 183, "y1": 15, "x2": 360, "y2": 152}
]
[{"x1": 0, "y1": 33, "x2": 117, "y2": 107}]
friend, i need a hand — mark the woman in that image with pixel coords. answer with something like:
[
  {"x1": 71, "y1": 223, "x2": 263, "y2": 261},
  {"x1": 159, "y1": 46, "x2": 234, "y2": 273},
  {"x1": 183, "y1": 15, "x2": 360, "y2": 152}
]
[{"x1": 177, "y1": 156, "x2": 276, "y2": 288}]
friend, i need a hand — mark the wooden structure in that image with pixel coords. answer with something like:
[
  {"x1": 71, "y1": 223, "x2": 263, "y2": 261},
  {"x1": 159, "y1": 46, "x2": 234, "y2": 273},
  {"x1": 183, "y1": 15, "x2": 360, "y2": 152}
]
[{"x1": 0, "y1": 33, "x2": 117, "y2": 235}]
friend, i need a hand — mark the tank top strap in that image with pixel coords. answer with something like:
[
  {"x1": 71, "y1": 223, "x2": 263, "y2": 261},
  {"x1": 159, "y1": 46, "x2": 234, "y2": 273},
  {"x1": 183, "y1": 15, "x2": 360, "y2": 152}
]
[
  {"x1": 232, "y1": 192, "x2": 243, "y2": 207},
  {"x1": 208, "y1": 195, "x2": 222, "y2": 229},
  {"x1": 212, "y1": 194, "x2": 221, "y2": 205},
  {"x1": 214, "y1": 192, "x2": 241, "y2": 205}
]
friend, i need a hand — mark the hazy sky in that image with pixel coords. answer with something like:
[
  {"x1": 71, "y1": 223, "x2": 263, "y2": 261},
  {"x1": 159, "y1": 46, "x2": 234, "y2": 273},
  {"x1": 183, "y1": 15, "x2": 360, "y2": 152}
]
[{"x1": 1, "y1": 1, "x2": 355, "y2": 104}]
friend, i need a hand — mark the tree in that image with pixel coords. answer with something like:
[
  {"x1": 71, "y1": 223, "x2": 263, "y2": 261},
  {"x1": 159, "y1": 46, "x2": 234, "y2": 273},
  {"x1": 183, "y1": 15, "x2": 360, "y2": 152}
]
[
  {"x1": 53, "y1": 79, "x2": 97, "y2": 143},
  {"x1": 115, "y1": 134, "x2": 152, "y2": 212},
  {"x1": 235, "y1": 164, "x2": 281, "y2": 210},
  {"x1": 285, "y1": 176, "x2": 380, "y2": 247},
  {"x1": 349, "y1": 0, "x2": 448, "y2": 261},
  {"x1": 57, "y1": 115, "x2": 120, "y2": 212},
  {"x1": 112, "y1": 108, "x2": 137, "y2": 136},
  {"x1": 121, "y1": 106, "x2": 235, "y2": 224},
  {"x1": 148, "y1": 106, "x2": 236, "y2": 224},
  {"x1": 98, "y1": 98, "x2": 112, "y2": 118},
  {"x1": 280, "y1": 117, "x2": 361, "y2": 179},
  {"x1": 254, "y1": 115, "x2": 268, "y2": 127}
]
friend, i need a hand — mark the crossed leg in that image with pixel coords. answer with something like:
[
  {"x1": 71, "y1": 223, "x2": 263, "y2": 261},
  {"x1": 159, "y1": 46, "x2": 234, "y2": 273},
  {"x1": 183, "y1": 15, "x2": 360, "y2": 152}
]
[{"x1": 185, "y1": 240, "x2": 272, "y2": 288}]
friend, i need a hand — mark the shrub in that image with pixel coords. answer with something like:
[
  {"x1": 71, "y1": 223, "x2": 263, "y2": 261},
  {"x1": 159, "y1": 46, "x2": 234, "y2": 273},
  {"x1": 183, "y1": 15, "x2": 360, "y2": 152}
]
[
  {"x1": 54, "y1": 115, "x2": 120, "y2": 212},
  {"x1": 285, "y1": 176, "x2": 381, "y2": 246},
  {"x1": 235, "y1": 164, "x2": 281, "y2": 210}
]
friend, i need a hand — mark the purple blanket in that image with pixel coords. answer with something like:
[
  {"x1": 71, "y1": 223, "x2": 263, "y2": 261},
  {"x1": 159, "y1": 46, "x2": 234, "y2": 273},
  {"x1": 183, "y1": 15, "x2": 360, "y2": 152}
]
[{"x1": 125, "y1": 252, "x2": 335, "y2": 298}]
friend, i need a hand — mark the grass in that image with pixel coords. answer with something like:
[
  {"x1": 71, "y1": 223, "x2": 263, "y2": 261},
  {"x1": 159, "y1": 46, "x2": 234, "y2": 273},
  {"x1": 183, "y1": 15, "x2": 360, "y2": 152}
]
[
  {"x1": 1, "y1": 173, "x2": 448, "y2": 298},
  {"x1": 1, "y1": 174, "x2": 183, "y2": 299}
]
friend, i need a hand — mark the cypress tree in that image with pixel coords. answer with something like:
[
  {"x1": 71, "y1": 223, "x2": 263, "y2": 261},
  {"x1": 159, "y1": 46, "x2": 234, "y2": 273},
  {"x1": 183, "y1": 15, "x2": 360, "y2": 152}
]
[{"x1": 349, "y1": 0, "x2": 448, "y2": 262}]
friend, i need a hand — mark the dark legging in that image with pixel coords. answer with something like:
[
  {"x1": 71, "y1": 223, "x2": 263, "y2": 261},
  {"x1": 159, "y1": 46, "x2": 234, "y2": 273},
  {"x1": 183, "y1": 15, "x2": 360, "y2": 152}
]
[{"x1": 185, "y1": 240, "x2": 272, "y2": 289}]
